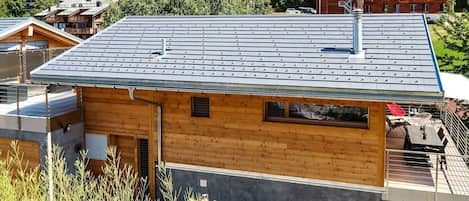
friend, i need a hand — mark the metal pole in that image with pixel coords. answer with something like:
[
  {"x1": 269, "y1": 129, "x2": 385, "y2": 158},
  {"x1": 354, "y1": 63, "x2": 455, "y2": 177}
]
[
  {"x1": 157, "y1": 105, "x2": 162, "y2": 166},
  {"x1": 385, "y1": 150, "x2": 390, "y2": 200},
  {"x1": 16, "y1": 86, "x2": 20, "y2": 130},
  {"x1": 435, "y1": 155, "x2": 439, "y2": 201},
  {"x1": 45, "y1": 86, "x2": 54, "y2": 201}
]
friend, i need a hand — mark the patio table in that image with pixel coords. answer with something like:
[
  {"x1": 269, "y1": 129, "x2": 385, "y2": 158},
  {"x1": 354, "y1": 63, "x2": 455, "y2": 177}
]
[{"x1": 405, "y1": 125, "x2": 443, "y2": 152}]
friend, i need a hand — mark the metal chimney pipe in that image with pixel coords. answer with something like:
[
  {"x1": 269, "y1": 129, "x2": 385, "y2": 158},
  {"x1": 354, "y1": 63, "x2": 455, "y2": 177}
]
[{"x1": 352, "y1": 9, "x2": 363, "y2": 55}]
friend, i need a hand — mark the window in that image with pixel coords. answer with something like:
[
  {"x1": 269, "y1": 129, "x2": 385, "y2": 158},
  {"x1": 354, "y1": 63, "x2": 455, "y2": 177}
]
[
  {"x1": 410, "y1": 4, "x2": 417, "y2": 13},
  {"x1": 395, "y1": 4, "x2": 400, "y2": 13},
  {"x1": 85, "y1": 133, "x2": 107, "y2": 160},
  {"x1": 138, "y1": 139, "x2": 149, "y2": 179},
  {"x1": 191, "y1": 97, "x2": 210, "y2": 117},
  {"x1": 265, "y1": 101, "x2": 369, "y2": 128},
  {"x1": 424, "y1": 4, "x2": 430, "y2": 13},
  {"x1": 383, "y1": 4, "x2": 389, "y2": 13},
  {"x1": 365, "y1": 4, "x2": 372, "y2": 13},
  {"x1": 440, "y1": 3, "x2": 445, "y2": 12}
]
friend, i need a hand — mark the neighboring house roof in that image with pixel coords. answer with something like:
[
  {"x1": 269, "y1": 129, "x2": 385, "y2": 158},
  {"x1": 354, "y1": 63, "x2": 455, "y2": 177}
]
[
  {"x1": 0, "y1": 17, "x2": 82, "y2": 43},
  {"x1": 31, "y1": 15, "x2": 444, "y2": 103},
  {"x1": 35, "y1": 0, "x2": 113, "y2": 17},
  {"x1": 35, "y1": 6, "x2": 60, "y2": 17},
  {"x1": 80, "y1": 5, "x2": 109, "y2": 16},
  {"x1": 57, "y1": 8, "x2": 81, "y2": 16},
  {"x1": 440, "y1": 72, "x2": 469, "y2": 100}
]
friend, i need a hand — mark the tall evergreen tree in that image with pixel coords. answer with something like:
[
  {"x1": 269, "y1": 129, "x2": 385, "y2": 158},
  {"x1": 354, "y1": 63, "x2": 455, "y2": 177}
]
[
  {"x1": 29, "y1": 0, "x2": 57, "y2": 16},
  {"x1": 435, "y1": 10, "x2": 469, "y2": 77},
  {"x1": 4, "y1": 0, "x2": 25, "y2": 17},
  {"x1": 104, "y1": 0, "x2": 271, "y2": 27}
]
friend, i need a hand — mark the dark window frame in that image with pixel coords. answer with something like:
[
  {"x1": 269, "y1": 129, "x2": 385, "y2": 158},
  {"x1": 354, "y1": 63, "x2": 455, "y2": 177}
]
[
  {"x1": 264, "y1": 101, "x2": 369, "y2": 129},
  {"x1": 191, "y1": 97, "x2": 210, "y2": 117}
]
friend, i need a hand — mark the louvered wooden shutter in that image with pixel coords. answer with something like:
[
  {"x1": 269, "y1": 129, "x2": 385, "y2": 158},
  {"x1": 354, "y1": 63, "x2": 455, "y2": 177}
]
[
  {"x1": 138, "y1": 139, "x2": 149, "y2": 179},
  {"x1": 191, "y1": 97, "x2": 210, "y2": 117}
]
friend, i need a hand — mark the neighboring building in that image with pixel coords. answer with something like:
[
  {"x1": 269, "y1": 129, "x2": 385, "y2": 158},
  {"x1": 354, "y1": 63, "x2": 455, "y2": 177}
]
[
  {"x1": 0, "y1": 17, "x2": 81, "y2": 82},
  {"x1": 35, "y1": 0, "x2": 113, "y2": 39},
  {"x1": 317, "y1": 0, "x2": 448, "y2": 14},
  {"x1": 0, "y1": 17, "x2": 81, "y2": 170},
  {"x1": 30, "y1": 13, "x2": 446, "y2": 201}
]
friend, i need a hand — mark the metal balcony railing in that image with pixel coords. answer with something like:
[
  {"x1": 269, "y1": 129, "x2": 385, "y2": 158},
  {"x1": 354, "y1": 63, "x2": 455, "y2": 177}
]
[
  {"x1": 384, "y1": 149, "x2": 469, "y2": 201},
  {"x1": 0, "y1": 47, "x2": 69, "y2": 83},
  {"x1": 440, "y1": 104, "x2": 469, "y2": 158},
  {"x1": 0, "y1": 84, "x2": 77, "y2": 133}
]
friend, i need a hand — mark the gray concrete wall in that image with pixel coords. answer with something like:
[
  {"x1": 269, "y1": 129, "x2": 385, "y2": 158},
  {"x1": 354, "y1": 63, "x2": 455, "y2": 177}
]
[
  {"x1": 167, "y1": 169, "x2": 382, "y2": 201},
  {"x1": 51, "y1": 122, "x2": 84, "y2": 172}
]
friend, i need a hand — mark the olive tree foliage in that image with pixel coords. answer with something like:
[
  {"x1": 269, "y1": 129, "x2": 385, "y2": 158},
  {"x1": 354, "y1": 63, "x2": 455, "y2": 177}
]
[
  {"x1": 0, "y1": 142, "x2": 151, "y2": 201},
  {"x1": 104, "y1": 0, "x2": 272, "y2": 27},
  {"x1": 435, "y1": 2, "x2": 469, "y2": 77},
  {"x1": 0, "y1": 141, "x2": 210, "y2": 201}
]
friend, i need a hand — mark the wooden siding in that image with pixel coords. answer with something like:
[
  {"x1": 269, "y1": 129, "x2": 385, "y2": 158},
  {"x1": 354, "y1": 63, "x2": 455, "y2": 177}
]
[
  {"x1": 0, "y1": 24, "x2": 77, "y2": 48},
  {"x1": 0, "y1": 137, "x2": 40, "y2": 168},
  {"x1": 81, "y1": 87, "x2": 386, "y2": 189}
]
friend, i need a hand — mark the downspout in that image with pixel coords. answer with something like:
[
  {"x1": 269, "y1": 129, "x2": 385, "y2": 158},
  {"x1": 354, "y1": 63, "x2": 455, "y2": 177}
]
[{"x1": 128, "y1": 87, "x2": 162, "y2": 166}]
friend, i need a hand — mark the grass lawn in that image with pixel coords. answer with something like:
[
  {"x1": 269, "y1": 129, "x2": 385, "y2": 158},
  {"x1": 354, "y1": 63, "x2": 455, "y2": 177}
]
[{"x1": 428, "y1": 24, "x2": 466, "y2": 72}]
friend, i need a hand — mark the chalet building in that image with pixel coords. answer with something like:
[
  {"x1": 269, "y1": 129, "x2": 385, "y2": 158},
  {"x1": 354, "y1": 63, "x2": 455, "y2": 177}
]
[
  {"x1": 0, "y1": 17, "x2": 80, "y2": 51},
  {"x1": 0, "y1": 17, "x2": 81, "y2": 169},
  {"x1": 317, "y1": 0, "x2": 448, "y2": 14},
  {"x1": 31, "y1": 13, "x2": 443, "y2": 201},
  {"x1": 0, "y1": 17, "x2": 80, "y2": 82},
  {"x1": 35, "y1": 0, "x2": 113, "y2": 39}
]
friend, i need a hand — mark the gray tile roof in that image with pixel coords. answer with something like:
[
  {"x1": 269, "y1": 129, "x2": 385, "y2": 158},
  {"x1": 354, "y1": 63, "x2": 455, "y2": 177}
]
[
  {"x1": 31, "y1": 15, "x2": 444, "y2": 103},
  {"x1": 0, "y1": 18, "x2": 29, "y2": 34}
]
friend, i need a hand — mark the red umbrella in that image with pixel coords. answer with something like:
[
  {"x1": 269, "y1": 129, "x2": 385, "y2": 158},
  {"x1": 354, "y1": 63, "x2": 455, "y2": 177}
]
[{"x1": 386, "y1": 103, "x2": 406, "y2": 116}]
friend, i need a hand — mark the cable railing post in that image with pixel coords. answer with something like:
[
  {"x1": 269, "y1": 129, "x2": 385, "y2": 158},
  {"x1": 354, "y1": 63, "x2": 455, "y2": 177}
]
[
  {"x1": 44, "y1": 86, "x2": 54, "y2": 201},
  {"x1": 15, "y1": 85, "x2": 20, "y2": 130},
  {"x1": 385, "y1": 150, "x2": 390, "y2": 201},
  {"x1": 435, "y1": 154, "x2": 439, "y2": 201}
]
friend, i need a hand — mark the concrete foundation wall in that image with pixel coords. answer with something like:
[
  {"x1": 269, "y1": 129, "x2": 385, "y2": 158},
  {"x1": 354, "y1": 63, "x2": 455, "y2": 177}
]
[
  {"x1": 168, "y1": 168, "x2": 382, "y2": 201},
  {"x1": 51, "y1": 122, "x2": 84, "y2": 172}
]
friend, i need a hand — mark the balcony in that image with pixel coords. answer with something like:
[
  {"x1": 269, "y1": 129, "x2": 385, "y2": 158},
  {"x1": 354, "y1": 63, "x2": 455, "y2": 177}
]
[
  {"x1": 65, "y1": 27, "x2": 95, "y2": 35},
  {"x1": 384, "y1": 105, "x2": 469, "y2": 201},
  {"x1": 45, "y1": 16, "x2": 66, "y2": 23},
  {"x1": 0, "y1": 84, "x2": 79, "y2": 133},
  {"x1": 68, "y1": 15, "x2": 91, "y2": 23}
]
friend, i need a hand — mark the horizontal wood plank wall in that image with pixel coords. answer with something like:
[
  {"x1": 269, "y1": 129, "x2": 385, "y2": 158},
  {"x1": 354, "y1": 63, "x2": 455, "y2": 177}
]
[
  {"x1": 0, "y1": 137, "x2": 40, "y2": 168},
  {"x1": 81, "y1": 87, "x2": 385, "y2": 187}
]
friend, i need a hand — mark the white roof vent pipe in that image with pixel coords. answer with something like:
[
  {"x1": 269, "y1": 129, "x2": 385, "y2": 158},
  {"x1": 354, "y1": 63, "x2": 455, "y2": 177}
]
[{"x1": 350, "y1": 8, "x2": 365, "y2": 59}]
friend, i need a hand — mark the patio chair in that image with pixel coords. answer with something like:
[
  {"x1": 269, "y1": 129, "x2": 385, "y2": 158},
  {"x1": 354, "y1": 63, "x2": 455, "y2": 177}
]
[{"x1": 386, "y1": 116, "x2": 407, "y2": 134}]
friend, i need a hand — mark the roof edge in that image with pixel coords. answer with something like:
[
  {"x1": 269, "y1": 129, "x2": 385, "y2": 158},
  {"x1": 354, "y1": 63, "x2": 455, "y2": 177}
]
[
  {"x1": 30, "y1": 16, "x2": 128, "y2": 76},
  {"x1": 422, "y1": 14, "x2": 444, "y2": 94},
  {"x1": 31, "y1": 75, "x2": 445, "y2": 104},
  {"x1": 0, "y1": 17, "x2": 82, "y2": 43}
]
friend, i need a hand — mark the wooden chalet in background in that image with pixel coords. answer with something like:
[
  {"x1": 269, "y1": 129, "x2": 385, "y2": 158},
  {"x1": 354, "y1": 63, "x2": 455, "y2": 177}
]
[
  {"x1": 35, "y1": 0, "x2": 112, "y2": 39},
  {"x1": 31, "y1": 13, "x2": 443, "y2": 201}
]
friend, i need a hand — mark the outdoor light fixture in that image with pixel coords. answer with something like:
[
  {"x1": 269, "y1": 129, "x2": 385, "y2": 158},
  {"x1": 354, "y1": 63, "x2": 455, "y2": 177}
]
[{"x1": 59, "y1": 122, "x2": 72, "y2": 133}]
